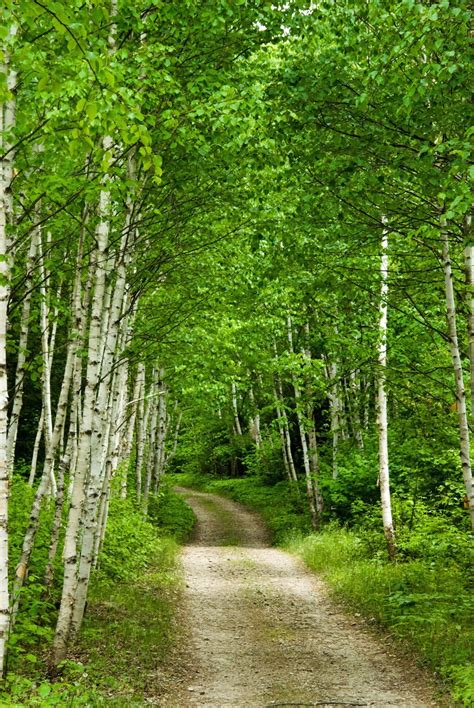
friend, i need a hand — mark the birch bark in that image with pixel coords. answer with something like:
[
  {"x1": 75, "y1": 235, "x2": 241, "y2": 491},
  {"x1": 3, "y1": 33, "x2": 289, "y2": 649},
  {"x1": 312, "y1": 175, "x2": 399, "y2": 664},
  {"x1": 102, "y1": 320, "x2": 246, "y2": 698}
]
[
  {"x1": 53, "y1": 137, "x2": 113, "y2": 664},
  {"x1": 302, "y1": 323, "x2": 324, "y2": 519},
  {"x1": 442, "y1": 222, "x2": 474, "y2": 530},
  {"x1": 153, "y1": 372, "x2": 167, "y2": 493},
  {"x1": 231, "y1": 381, "x2": 242, "y2": 436},
  {"x1": 274, "y1": 364, "x2": 298, "y2": 483},
  {"x1": 11, "y1": 243, "x2": 82, "y2": 624},
  {"x1": 38, "y1": 230, "x2": 56, "y2": 496},
  {"x1": 323, "y1": 357, "x2": 340, "y2": 479},
  {"x1": 6, "y1": 232, "x2": 38, "y2": 474},
  {"x1": 287, "y1": 318, "x2": 320, "y2": 529},
  {"x1": 463, "y1": 214, "x2": 474, "y2": 418},
  {"x1": 0, "y1": 23, "x2": 17, "y2": 674},
  {"x1": 135, "y1": 362, "x2": 147, "y2": 502},
  {"x1": 273, "y1": 387, "x2": 292, "y2": 482},
  {"x1": 377, "y1": 220, "x2": 396, "y2": 559},
  {"x1": 70, "y1": 204, "x2": 134, "y2": 640}
]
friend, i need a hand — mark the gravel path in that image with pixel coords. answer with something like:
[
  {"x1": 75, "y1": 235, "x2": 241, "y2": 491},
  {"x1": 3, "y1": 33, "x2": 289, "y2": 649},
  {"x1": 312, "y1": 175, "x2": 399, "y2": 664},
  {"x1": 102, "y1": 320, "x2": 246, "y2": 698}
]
[{"x1": 165, "y1": 488, "x2": 441, "y2": 708}]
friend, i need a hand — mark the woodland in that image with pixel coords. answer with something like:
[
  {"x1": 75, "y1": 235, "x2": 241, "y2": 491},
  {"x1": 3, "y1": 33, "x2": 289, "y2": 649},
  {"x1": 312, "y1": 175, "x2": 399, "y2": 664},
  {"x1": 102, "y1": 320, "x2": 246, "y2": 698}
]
[{"x1": 0, "y1": 0, "x2": 473, "y2": 704}]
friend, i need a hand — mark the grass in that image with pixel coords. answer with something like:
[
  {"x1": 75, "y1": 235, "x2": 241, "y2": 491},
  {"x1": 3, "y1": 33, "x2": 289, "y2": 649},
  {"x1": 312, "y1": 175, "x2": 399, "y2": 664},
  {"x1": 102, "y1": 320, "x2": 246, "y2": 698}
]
[
  {"x1": 0, "y1": 485, "x2": 195, "y2": 706},
  {"x1": 75, "y1": 536, "x2": 182, "y2": 704}
]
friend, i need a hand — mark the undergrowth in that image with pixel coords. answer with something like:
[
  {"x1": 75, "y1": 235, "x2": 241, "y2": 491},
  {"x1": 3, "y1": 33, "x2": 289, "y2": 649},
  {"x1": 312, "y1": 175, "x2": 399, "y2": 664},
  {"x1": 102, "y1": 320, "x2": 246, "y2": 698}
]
[{"x1": 1, "y1": 481, "x2": 195, "y2": 706}]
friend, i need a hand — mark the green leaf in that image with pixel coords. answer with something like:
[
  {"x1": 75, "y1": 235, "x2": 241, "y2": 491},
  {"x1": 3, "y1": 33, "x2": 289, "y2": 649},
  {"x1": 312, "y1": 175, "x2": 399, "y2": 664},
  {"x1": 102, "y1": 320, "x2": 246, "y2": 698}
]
[
  {"x1": 86, "y1": 102, "x2": 98, "y2": 121},
  {"x1": 38, "y1": 684, "x2": 52, "y2": 698}
]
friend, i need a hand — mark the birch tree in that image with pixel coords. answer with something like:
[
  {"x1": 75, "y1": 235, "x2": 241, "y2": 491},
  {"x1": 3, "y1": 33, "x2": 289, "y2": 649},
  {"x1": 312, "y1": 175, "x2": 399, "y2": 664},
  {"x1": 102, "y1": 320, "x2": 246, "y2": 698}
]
[
  {"x1": 377, "y1": 221, "x2": 396, "y2": 560},
  {"x1": 0, "y1": 19, "x2": 16, "y2": 677}
]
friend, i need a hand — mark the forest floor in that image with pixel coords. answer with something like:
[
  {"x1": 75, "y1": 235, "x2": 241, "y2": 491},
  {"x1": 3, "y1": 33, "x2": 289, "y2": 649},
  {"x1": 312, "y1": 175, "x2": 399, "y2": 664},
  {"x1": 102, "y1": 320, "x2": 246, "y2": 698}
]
[{"x1": 163, "y1": 488, "x2": 443, "y2": 708}]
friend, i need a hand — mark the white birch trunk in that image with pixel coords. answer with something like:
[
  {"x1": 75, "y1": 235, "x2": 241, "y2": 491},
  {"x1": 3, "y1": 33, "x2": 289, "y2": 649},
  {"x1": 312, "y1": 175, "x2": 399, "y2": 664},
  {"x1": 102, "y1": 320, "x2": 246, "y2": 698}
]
[
  {"x1": 323, "y1": 357, "x2": 340, "y2": 479},
  {"x1": 274, "y1": 367, "x2": 298, "y2": 483},
  {"x1": 28, "y1": 409, "x2": 44, "y2": 486},
  {"x1": 11, "y1": 263, "x2": 80, "y2": 622},
  {"x1": 442, "y1": 222, "x2": 474, "y2": 530},
  {"x1": 70, "y1": 210, "x2": 133, "y2": 640},
  {"x1": 346, "y1": 370, "x2": 364, "y2": 449},
  {"x1": 463, "y1": 214, "x2": 474, "y2": 418},
  {"x1": 377, "y1": 220, "x2": 396, "y2": 559},
  {"x1": 164, "y1": 407, "x2": 182, "y2": 470},
  {"x1": 273, "y1": 388, "x2": 291, "y2": 482},
  {"x1": 37, "y1": 230, "x2": 57, "y2": 497},
  {"x1": 231, "y1": 381, "x2": 242, "y2": 436},
  {"x1": 134, "y1": 362, "x2": 147, "y2": 502},
  {"x1": 153, "y1": 373, "x2": 168, "y2": 493},
  {"x1": 0, "y1": 22, "x2": 17, "y2": 674},
  {"x1": 143, "y1": 376, "x2": 159, "y2": 513},
  {"x1": 248, "y1": 385, "x2": 262, "y2": 448},
  {"x1": 287, "y1": 318, "x2": 320, "y2": 529},
  {"x1": 302, "y1": 323, "x2": 324, "y2": 518},
  {"x1": 121, "y1": 364, "x2": 140, "y2": 466},
  {"x1": 53, "y1": 137, "x2": 113, "y2": 664},
  {"x1": 6, "y1": 232, "x2": 37, "y2": 474}
]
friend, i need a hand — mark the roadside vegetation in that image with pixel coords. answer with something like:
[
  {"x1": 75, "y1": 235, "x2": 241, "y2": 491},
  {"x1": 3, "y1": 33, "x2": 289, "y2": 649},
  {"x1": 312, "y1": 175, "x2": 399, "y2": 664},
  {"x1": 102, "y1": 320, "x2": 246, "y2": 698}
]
[{"x1": 1, "y1": 484, "x2": 194, "y2": 706}]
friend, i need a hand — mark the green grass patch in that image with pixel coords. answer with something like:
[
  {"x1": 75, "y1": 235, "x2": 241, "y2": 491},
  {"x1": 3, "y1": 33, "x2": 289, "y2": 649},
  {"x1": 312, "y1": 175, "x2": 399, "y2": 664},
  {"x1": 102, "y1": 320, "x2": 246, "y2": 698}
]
[
  {"x1": 148, "y1": 483, "x2": 196, "y2": 542},
  {"x1": 75, "y1": 536, "x2": 181, "y2": 704}
]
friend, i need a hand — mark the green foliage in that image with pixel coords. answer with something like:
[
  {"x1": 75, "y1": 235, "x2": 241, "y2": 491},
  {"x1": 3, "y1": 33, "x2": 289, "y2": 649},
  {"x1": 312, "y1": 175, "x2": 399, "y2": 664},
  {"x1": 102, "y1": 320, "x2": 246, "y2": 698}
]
[
  {"x1": 5, "y1": 478, "x2": 189, "y2": 702},
  {"x1": 0, "y1": 672, "x2": 107, "y2": 705},
  {"x1": 8, "y1": 479, "x2": 60, "y2": 671},
  {"x1": 97, "y1": 498, "x2": 167, "y2": 582},
  {"x1": 147, "y1": 484, "x2": 196, "y2": 543},
  {"x1": 445, "y1": 664, "x2": 474, "y2": 706},
  {"x1": 323, "y1": 446, "x2": 380, "y2": 521},
  {"x1": 243, "y1": 430, "x2": 287, "y2": 484},
  {"x1": 81, "y1": 540, "x2": 181, "y2": 702}
]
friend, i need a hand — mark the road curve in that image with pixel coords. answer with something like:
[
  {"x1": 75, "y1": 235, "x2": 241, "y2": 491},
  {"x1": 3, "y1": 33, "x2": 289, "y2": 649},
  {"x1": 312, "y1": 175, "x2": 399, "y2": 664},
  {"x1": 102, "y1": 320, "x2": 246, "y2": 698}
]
[{"x1": 167, "y1": 487, "x2": 439, "y2": 708}]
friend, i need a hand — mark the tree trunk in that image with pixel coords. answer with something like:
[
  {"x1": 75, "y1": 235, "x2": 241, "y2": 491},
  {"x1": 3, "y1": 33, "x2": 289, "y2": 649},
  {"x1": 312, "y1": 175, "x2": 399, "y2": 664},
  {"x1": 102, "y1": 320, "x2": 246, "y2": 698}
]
[
  {"x1": 442, "y1": 221, "x2": 474, "y2": 530},
  {"x1": 463, "y1": 214, "x2": 474, "y2": 418},
  {"x1": 274, "y1": 373, "x2": 298, "y2": 483},
  {"x1": 323, "y1": 357, "x2": 340, "y2": 479},
  {"x1": 135, "y1": 363, "x2": 147, "y2": 502},
  {"x1": 6, "y1": 232, "x2": 38, "y2": 475},
  {"x1": 377, "y1": 220, "x2": 396, "y2": 560},
  {"x1": 53, "y1": 137, "x2": 113, "y2": 665},
  {"x1": 0, "y1": 22, "x2": 17, "y2": 674},
  {"x1": 231, "y1": 381, "x2": 242, "y2": 436},
  {"x1": 302, "y1": 322, "x2": 324, "y2": 518},
  {"x1": 287, "y1": 317, "x2": 320, "y2": 529}
]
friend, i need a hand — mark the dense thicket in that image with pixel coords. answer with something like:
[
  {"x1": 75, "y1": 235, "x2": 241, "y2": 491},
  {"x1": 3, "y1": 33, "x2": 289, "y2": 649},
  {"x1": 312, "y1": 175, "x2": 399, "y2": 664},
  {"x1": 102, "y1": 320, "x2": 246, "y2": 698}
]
[{"x1": 0, "y1": 0, "x2": 472, "y2": 699}]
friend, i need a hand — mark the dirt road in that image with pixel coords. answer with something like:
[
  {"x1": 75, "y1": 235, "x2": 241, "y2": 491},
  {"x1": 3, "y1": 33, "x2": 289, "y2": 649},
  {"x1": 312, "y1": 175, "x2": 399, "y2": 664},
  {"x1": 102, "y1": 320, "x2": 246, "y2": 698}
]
[{"x1": 168, "y1": 488, "x2": 440, "y2": 708}]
